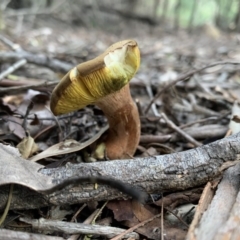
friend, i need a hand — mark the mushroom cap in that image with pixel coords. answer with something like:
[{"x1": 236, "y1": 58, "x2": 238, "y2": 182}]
[{"x1": 50, "y1": 39, "x2": 140, "y2": 115}]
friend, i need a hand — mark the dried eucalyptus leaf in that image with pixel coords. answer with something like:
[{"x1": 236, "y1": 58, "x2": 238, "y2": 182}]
[
  {"x1": 0, "y1": 143, "x2": 53, "y2": 192},
  {"x1": 30, "y1": 125, "x2": 108, "y2": 162}
]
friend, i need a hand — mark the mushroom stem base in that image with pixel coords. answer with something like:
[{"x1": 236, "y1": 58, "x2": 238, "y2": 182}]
[{"x1": 96, "y1": 84, "x2": 140, "y2": 159}]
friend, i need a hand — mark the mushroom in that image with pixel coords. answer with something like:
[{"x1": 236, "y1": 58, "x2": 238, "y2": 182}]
[{"x1": 50, "y1": 40, "x2": 141, "y2": 160}]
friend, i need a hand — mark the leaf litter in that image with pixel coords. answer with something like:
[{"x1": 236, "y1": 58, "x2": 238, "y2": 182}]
[{"x1": 1, "y1": 12, "x2": 240, "y2": 240}]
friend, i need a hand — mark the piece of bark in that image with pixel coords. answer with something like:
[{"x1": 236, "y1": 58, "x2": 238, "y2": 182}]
[
  {"x1": 186, "y1": 182, "x2": 215, "y2": 240},
  {"x1": 214, "y1": 172, "x2": 240, "y2": 239},
  {"x1": 188, "y1": 163, "x2": 240, "y2": 240},
  {"x1": 1, "y1": 133, "x2": 240, "y2": 210}
]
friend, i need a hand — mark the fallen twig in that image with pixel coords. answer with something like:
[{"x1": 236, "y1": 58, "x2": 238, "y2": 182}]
[
  {"x1": 0, "y1": 51, "x2": 73, "y2": 73},
  {"x1": 110, "y1": 213, "x2": 161, "y2": 240},
  {"x1": 0, "y1": 80, "x2": 59, "y2": 95},
  {"x1": 0, "y1": 133, "x2": 240, "y2": 210},
  {"x1": 0, "y1": 34, "x2": 22, "y2": 51},
  {"x1": 161, "y1": 112, "x2": 202, "y2": 147},
  {"x1": 20, "y1": 218, "x2": 139, "y2": 239},
  {"x1": 170, "y1": 124, "x2": 228, "y2": 142},
  {"x1": 0, "y1": 59, "x2": 27, "y2": 81},
  {"x1": 187, "y1": 164, "x2": 240, "y2": 240}
]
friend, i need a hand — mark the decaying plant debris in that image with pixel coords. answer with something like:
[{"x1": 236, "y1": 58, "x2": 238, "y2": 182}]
[{"x1": 1, "y1": 6, "x2": 240, "y2": 240}]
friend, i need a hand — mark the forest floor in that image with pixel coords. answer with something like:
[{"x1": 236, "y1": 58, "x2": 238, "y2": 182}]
[{"x1": 1, "y1": 14, "x2": 240, "y2": 240}]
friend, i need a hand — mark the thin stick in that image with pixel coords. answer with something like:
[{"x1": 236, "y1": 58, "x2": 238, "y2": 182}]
[
  {"x1": 161, "y1": 112, "x2": 202, "y2": 147},
  {"x1": 110, "y1": 213, "x2": 161, "y2": 240},
  {"x1": 45, "y1": 106, "x2": 63, "y2": 142},
  {"x1": 0, "y1": 34, "x2": 22, "y2": 51},
  {"x1": 70, "y1": 204, "x2": 87, "y2": 222},
  {"x1": 0, "y1": 51, "x2": 72, "y2": 72},
  {"x1": 164, "y1": 207, "x2": 189, "y2": 228},
  {"x1": 22, "y1": 101, "x2": 34, "y2": 132},
  {"x1": 92, "y1": 201, "x2": 108, "y2": 224},
  {"x1": 0, "y1": 80, "x2": 59, "y2": 95},
  {"x1": 0, "y1": 184, "x2": 14, "y2": 226},
  {"x1": 179, "y1": 116, "x2": 220, "y2": 129},
  {"x1": 145, "y1": 84, "x2": 160, "y2": 116},
  {"x1": 0, "y1": 59, "x2": 27, "y2": 81}
]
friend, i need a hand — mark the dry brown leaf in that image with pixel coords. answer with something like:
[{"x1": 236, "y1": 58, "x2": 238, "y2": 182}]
[
  {"x1": 107, "y1": 200, "x2": 161, "y2": 239},
  {"x1": 0, "y1": 143, "x2": 54, "y2": 192},
  {"x1": 107, "y1": 200, "x2": 134, "y2": 222},
  {"x1": 8, "y1": 116, "x2": 25, "y2": 139},
  {"x1": 30, "y1": 125, "x2": 108, "y2": 162}
]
